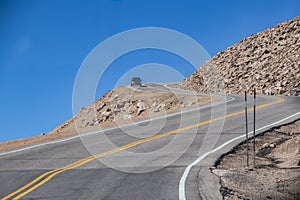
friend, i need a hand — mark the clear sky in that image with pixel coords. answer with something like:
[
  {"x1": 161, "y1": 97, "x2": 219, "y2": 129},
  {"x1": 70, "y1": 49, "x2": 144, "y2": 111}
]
[{"x1": 0, "y1": 0, "x2": 299, "y2": 142}]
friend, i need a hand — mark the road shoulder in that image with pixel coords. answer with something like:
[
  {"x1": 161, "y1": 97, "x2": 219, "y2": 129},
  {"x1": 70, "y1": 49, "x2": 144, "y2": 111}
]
[{"x1": 211, "y1": 119, "x2": 300, "y2": 199}]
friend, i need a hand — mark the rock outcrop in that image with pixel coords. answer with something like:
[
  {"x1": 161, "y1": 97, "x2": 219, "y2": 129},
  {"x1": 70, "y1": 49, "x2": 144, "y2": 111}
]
[{"x1": 182, "y1": 16, "x2": 300, "y2": 96}]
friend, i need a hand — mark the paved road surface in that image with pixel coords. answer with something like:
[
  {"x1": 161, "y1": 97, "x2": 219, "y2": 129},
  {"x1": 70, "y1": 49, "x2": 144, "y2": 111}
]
[{"x1": 1, "y1": 85, "x2": 299, "y2": 200}]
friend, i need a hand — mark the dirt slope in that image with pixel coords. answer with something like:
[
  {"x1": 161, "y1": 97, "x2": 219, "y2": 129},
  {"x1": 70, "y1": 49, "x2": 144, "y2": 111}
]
[{"x1": 214, "y1": 120, "x2": 300, "y2": 200}]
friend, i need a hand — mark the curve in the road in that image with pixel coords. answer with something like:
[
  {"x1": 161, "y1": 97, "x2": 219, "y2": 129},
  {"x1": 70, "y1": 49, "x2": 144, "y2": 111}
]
[
  {"x1": 1, "y1": 97, "x2": 285, "y2": 199},
  {"x1": 179, "y1": 111, "x2": 300, "y2": 200}
]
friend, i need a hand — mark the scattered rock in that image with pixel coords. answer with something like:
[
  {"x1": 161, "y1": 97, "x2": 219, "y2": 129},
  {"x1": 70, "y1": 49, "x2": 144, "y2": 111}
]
[
  {"x1": 96, "y1": 102, "x2": 106, "y2": 111},
  {"x1": 153, "y1": 105, "x2": 161, "y2": 112},
  {"x1": 269, "y1": 143, "x2": 276, "y2": 148},
  {"x1": 122, "y1": 114, "x2": 131, "y2": 120},
  {"x1": 113, "y1": 94, "x2": 119, "y2": 100},
  {"x1": 262, "y1": 143, "x2": 276, "y2": 148},
  {"x1": 100, "y1": 109, "x2": 112, "y2": 122},
  {"x1": 262, "y1": 143, "x2": 270, "y2": 148}
]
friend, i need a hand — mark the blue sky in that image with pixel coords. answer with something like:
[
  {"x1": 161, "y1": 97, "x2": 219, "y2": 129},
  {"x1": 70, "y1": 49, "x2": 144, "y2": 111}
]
[{"x1": 0, "y1": 0, "x2": 299, "y2": 142}]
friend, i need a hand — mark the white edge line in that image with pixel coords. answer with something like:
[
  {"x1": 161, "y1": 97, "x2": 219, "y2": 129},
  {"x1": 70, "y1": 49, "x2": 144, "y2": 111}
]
[
  {"x1": 0, "y1": 95, "x2": 235, "y2": 156},
  {"x1": 178, "y1": 111, "x2": 300, "y2": 200}
]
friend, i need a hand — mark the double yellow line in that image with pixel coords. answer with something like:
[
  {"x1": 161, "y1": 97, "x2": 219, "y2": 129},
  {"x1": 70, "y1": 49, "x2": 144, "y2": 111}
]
[{"x1": 2, "y1": 97, "x2": 284, "y2": 199}]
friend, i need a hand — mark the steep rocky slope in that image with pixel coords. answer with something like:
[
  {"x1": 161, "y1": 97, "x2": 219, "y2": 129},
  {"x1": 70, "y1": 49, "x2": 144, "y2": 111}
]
[{"x1": 183, "y1": 16, "x2": 300, "y2": 95}]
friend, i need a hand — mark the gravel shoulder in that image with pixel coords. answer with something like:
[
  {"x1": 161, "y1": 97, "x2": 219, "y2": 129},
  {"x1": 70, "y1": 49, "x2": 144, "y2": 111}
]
[{"x1": 213, "y1": 120, "x2": 300, "y2": 200}]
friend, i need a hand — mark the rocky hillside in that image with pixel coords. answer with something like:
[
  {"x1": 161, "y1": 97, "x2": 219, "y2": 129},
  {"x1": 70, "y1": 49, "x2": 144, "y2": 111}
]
[
  {"x1": 51, "y1": 86, "x2": 213, "y2": 135},
  {"x1": 182, "y1": 16, "x2": 300, "y2": 96},
  {"x1": 0, "y1": 86, "x2": 216, "y2": 152}
]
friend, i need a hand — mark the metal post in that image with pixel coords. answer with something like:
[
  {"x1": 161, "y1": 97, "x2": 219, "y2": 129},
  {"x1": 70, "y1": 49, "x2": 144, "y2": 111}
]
[
  {"x1": 244, "y1": 90, "x2": 249, "y2": 167},
  {"x1": 253, "y1": 88, "x2": 256, "y2": 168}
]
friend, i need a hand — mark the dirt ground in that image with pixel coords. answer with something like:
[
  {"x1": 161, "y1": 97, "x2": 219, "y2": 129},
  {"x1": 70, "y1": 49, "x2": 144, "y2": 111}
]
[
  {"x1": 0, "y1": 86, "x2": 218, "y2": 153},
  {"x1": 213, "y1": 120, "x2": 300, "y2": 200}
]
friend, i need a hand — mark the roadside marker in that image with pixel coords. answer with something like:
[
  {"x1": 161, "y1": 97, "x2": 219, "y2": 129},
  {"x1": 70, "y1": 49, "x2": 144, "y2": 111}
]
[
  {"x1": 253, "y1": 88, "x2": 256, "y2": 168},
  {"x1": 244, "y1": 90, "x2": 249, "y2": 167}
]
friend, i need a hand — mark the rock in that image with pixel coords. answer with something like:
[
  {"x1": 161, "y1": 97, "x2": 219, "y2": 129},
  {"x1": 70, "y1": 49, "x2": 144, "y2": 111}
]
[
  {"x1": 137, "y1": 101, "x2": 146, "y2": 115},
  {"x1": 262, "y1": 143, "x2": 270, "y2": 148},
  {"x1": 113, "y1": 101, "x2": 125, "y2": 113},
  {"x1": 100, "y1": 109, "x2": 112, "y2": 122},
  {"x1": 153, "y1": 106, "x2": 160, "y2": 112},
  {"x1": 269, "y1": 143, "x2": 276, "y2": 148},
  {"x1": 122, "y1": 102, "x2": 130, "y2": 111},
  {"x1": 109, "y1": 93, "x2": 119, "y2": 102},
  {"x1": 262, "y1": 143, "x2": 276, "y2": 148},
  {"x1": 128, "y1": 105, "x2": 135, "y2": 114},
  {"x1": 96, "y1": 102, "x2": 106, "y2": 111},
  {"x1": 114, "y1": 94, "x2": 119, "y2": 99},
  {"x1": 122, "y1": 114, "x2": 131, "y2": 120},
  {"x1": 213, "y1": 169, "x2": 228, "y2": 177},
  {"x1": 113, "y1": 107, "x2": 121, "y2": 113},
  {"x1": 154, "y1": 103, "x2": 164, "y2": 112}
]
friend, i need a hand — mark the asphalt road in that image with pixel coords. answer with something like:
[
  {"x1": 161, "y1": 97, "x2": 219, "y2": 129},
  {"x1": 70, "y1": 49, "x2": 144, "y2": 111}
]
[{"x1": 1, "y1": 86, "x2": 300, "y2": 200}]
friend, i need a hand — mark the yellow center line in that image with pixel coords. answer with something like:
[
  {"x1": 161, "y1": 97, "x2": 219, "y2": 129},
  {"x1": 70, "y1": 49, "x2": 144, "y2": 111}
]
[
  {"x1": 2, "y1": 156, "x2": 96, "y2": 200},
  {"x1": 2, "y1": 97, "x2": 285, "y2": 200}
]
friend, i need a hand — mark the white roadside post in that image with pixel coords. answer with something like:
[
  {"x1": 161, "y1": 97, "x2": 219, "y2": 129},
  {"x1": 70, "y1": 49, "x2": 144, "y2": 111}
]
[
  {"x1": 244, "y1": 90, "x2": 249, "y2": 167},
  {"x1": 253, "y1": 88, "x2": 256, "y2": 168}
]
